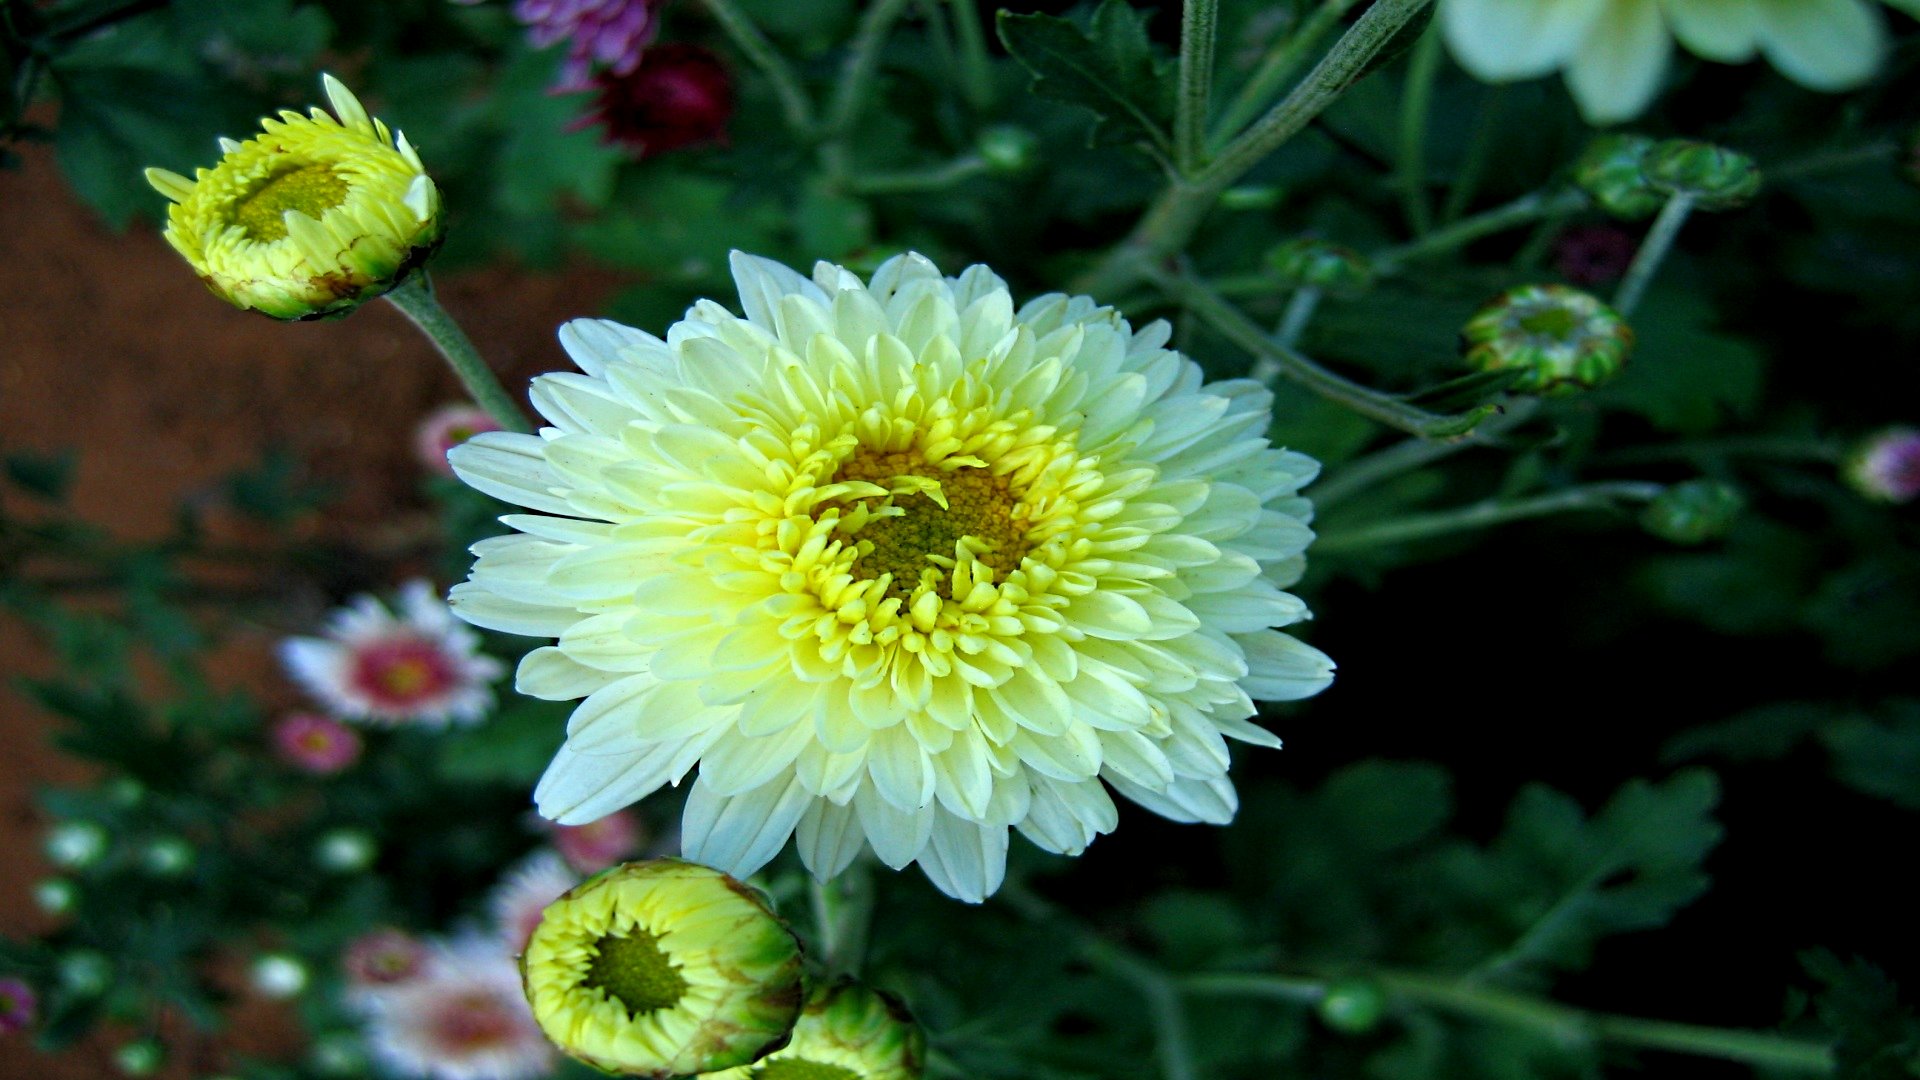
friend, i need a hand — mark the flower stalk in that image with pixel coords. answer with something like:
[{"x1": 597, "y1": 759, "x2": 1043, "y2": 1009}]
[
  {"x1": 1371, "y1": 188, "x2": 1590, "y2": 276},
  {"x1": 383, "y1": 274, "x2": 531, "y2": 434},
  {"x1": 1312, "y1": 481, "x2": 1665, "y2": 553},
  {"x1": 698, "y1": 0, "x2": 815, "y2": 136},
  {"x1": 1395, "y1": 28, "x2": 1442, "y2": 236},
  {"x1": 810, "y1": 865, "x2": 876, "y2": 980},
  {"x1": 1209, "y1": 0, "x2": 1361, "y2": 150},
  {"x1": 1612, "y1": 192, "x2": 1694, "y2": 317},
  {"x1": 1174, "y1": 0, "x2": 1220, "y2": 175}
]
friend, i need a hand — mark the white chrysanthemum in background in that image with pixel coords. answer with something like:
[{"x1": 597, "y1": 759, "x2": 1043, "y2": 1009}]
[
  {"x1": 486, "y1": 850, "x2": 578, "y2": 954},
  {"x1": 1441, "y1": 0, "x2": 1915, "y2": 125},
  {"x1": 361, "y1": 937, "x2": 554, "y2": 1080},
  {"x1": 280, "y1": 580, "x2": 503, "y2": 726},
  {"x1": 449, "y1": 252, "x2": 1334, "y2": 902}
]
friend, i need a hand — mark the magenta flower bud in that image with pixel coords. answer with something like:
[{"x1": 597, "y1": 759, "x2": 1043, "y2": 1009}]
[
  {"x1": 575, "y1": 44, "x2": 735, "y2": 158},
  {"x1": 272, "y1": 713, "x2": 364, "y2": 774}
]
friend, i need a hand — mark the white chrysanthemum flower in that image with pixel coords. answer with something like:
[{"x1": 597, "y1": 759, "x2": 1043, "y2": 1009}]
[
  {"x1": 449, "y1": 252, "x2": 1334, "y2": 902},
  {"x1": 362, "y1": 938, "x2": 554, "y2": 1080},
  {"x1": 1441, "y1": 0, "x2": 1913, "y2": 125},
  {"x1": 280, "y1": 579, "x2": 504, "y2": 727},
  {"x1": 487, "y1": 850, "x2": 578, "y2": 955}
]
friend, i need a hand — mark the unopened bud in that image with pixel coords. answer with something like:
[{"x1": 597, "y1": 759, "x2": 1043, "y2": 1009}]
[
  {"x1": 1460, "y1": 284, "x2": 1632, "y2": 393},
  {"x1": 1318, "y1": 978, "x2": 1386, "y2": 1035},
  {"x1": 1844, "y1": 427, "x2": 1920, "y2": 504},
  {"x1": 251, "y1": 954, "x2": 311, "y2": 999},
  {"x1": 33, "y1": 878, "x2": 77, "y2": 915},
  {"x1": 976, "y1": 125, "x2": 1039, "y2": 174},
  {"x1": 114, "y1": 1038, "x2": 164, "y2": 1077},
  {"x1": 1219, "y1": 184, "x2": 1284, "y2": 211},
  {"x1": 45, "y1": 822, "x2": 109, "y2": 869},
  {"x1": 1642, "y1": 140, "x2": 1761, "y2": 210},
  {"x1": 141, "y1": 836, "x2": 196, "y2": 877},
  {"x1": 1573, "y1": 135, "x2": 1663, "y2": 220},
  {"x1": 1265, "y1": 237, "x2": 1374, "y2": 298},
  {"x1": 1641, "y1": 480, "x2": 1743, "y2": 544},
  {"x1": 315, "y1": 828, "x2": 378, "y2": 873},
  {"x1": 59, "y1": 951, "x2": 113, "y2": 997},
  {"x1": 309, "y1": 1032, "x2": 370, "y2": 1077}
]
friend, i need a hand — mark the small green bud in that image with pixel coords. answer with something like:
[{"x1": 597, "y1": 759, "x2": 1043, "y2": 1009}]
[
  {"x1": 1461, "y1": 284, "x2": 1632, "y2": 394},
  {"x1": 1219, "y1": 184, "x2": 1284, "y2": 211},
  {"x1": 114, "y1": 1038, "x2": 164, "y2": 1077},
  {"x1": 1573, "y1": 135, "x2": 1664, "y2": 220},
  {"x1": 141, "y1": 836, "x2": 196, "y2": 877},
  {"x1": 1641, "y1": 480, "x2": 1743, "y2": 544},
  {"x1": 33, "y1": 878, "x2": 77, "y2": 915},
  {"x1": 251, "y1": 953, "x2": 310, "y2": 999},
  {"x1": 59, "y1": 950, "x2": 113, "y2": 997},
  {"x1": 314, "y1": 828, "x2": 378, "y2": 873},
  {"x1": 44, "y1": 821, "x2": 109, "y2": 869},
  {"x1": 309, "y1": 1032, "x2": 369, "y2": 1077},
  {"x1": 1265, "y1": 237, "x2": 1375, "y2": 299},
  {"x1": 1642, "y1": 140, "x2": 1761, "y2": 210},
  {"x1": 975, "y1": 125, "x2": 1039, "y2": 174},
  {"x1": 1318, "y1": 978, "x2": 1386, "y2": 1035}
]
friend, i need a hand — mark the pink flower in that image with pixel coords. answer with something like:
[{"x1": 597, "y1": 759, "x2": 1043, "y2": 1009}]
[
  {"x1": 513, "y1": 0, "x2": 660, "y2": 92},
  {"x1": 271, "y1": 713, "x2": 363, "y2": 774},
  {"x1": 0, "y1": 977, "x2": 37, "y2": 1036},
  {"x1": 1847, "y1": 427, "x2": 1920, "y2": 504},
  {"x1": 342, "y1": 929, "x2": 432, "y2": 1001},
  {"x1": 415, "y1": 405, "x2": 502, "y2": 477},
  {"x1": 280, "y1": 580, "x2": 503, "y2": 727},
  {"x1": 575, "y1": 44, "x2": 734, "y2": 158},
  {"x1": 546, "y1": 809, "x2": 643, "y2": 873},
  {"x1": 362, "y1": 937, "x2": 554, "y2": 1080},
  {"x1": 486, "y1": 852, "x2": 577, "y2": 955}
]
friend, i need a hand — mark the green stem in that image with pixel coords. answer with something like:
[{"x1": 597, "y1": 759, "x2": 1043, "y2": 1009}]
[
  {"x1": 1182, "y1": 971, "x2": 1325, "y2": 1004},
  {"x1": 1612, "y1": 192, "x2": 1694, "y2": 318},
  {"x1": 1312, "y1": 399, "x2": 1539, "y2": 510},
  {"x1": 1273, "y1": 285, "x2": 1322, "y2": 350},
  {"x1": 1395, "y1": 28, "x2": 1441, "y2": 236},
  {"x1": 700, "y1": 0, "x2": 815, "y2": 136},
  {"x1": 1084, "y1": 941, "x2": 1198, "y2": 1080},
  {"x1": 1371, "y1": 188, "x2": 1588, "y2": 276},
  {"x1": 382, "y1": 274, "x2": 530, "y2": 433},
  {"x1": 848, "y1": 154, "x2": 989, "y2": 194},
  {"x1": 808, "y1": 865, "x2": 874, "y2": 979},
  {"x1": 1767, "y1": 139, "x2": 1898, "y2": 182},
  {"x1": 1438, "y1": 86, "x2": 1504, "y2": 224},
  {"x1": 1074, "y1": 0, "x2": 1434, "y2": 297},
  {"x1": 1313, "y1": 481, "x2": 1664, "y2": 553},
  {"x1": 827, "y1": 0, "x2": 913, "y2": 137},
  {"x1": 1174, "y1": 0, "x2": 1220, "y2": 175},
  {"x1": 945, "y1": 0, "x2": 994, "y2": 109},
  {"x1": 1149, "y1": 266, "x2": 1484, "y2": 438},
  {"x1": 1209, "y1": 0, "x2": 1359, "y2": 151},
  {"x1": 1597, "y1": 435, "x2": 1844, "y2": 467}
]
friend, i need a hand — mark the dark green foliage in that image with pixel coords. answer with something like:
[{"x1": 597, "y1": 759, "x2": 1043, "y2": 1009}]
[{"x1": 996, "y1": 1, "x2": 1175, "y2": 156}]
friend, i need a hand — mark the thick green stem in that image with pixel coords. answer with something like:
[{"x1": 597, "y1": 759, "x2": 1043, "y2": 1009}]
[
  {"x1": 383, "y1": 274, "x2": 530, "y2": 433},
  {"x1": 944, "y1": 0, "x2": 994, "y2": 109},
  {"x1": 1370, "y1": 188, "x2": 1588, "y2": 276},
  {"x1": 1150, "y1": 267, "x2": 1484, "y2": 438},
  {"x1": 1272, "y1": 285, "x2": 1322, "y2": 350},
  {"x1": 1313, "y1": 481, "x2": 1664, "y2": 553},
  {"x1": 1073, "y1": 0, "x2": 1434, "y2": 297},
  {"x1": 1612, "y1": 192, "x2": 1694, "y2": 317},
  {"x1": 1174, "y1": 0, "x2": 1220, "y2": 175},
  {"x1": 808, "y1": 866, "x2": 874, "y2": 979},
  {"x1": 848, "y1": 154, "x2": 989, "y2": 194},
  {"x1": 1209, "y1": 0, "x2": 1359, "y2": 150},
  {"x1": 700, "y1": 0, "x2": 815, "y2": 136},
  {"x1": 1394, "y1": 27, "x2": 1441, "y2": 236}
]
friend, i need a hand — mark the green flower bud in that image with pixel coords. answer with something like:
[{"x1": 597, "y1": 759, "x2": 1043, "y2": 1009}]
[
  {"x1": 1460, "y1": 284, "x2": 1633, "y2": 394},
  {"x1": 1573, "y1": 135, "x2": 1664, "y2": 220},
  {"x1": 308, "y1": 1032, "x2": 369, "y2": 1078},
  {"x1": 975, "y1": 126, "x2": 1039, "y2": 174},
  {"x1": 704, "y1": 979, "x2": 927, "y2": 1080},
  {"x1": 59, "y1": 950, "x2": 113, "y2": 997},
  {"x1": 1640, "y1": 480, "x2": 1743, "y2": 544},
  {"x1": 141, "y1": 836, "x2": 196, "y2": 877},
  {"x1": 33, "y1": 878, "x2": 77, "y2": 915},
  {"x1": 250, "y1": 953, "x2": 310, "y2": 999},
  {"x1": 114, "y1": 1038, "x2": 164, "y2": 1077},
  {"x1": 44, "y1": 821, "x2": 109, "y2": 869},
  {"x1": 1642, "y1": 140, "x2": 1761, "y2": 211},
  {"x1": 314, "y1": 828, "x2": 378, "y2": 873},
  {"x1": 1317, "y1": 978, "x2": 1386, "y2": 1035},
  {"x1": 1265, "y1": 237, "x2": 1375, "y2": 299},
  {"x1": 1219, "y1": 184, "x2": 1284, "y2": 211}
]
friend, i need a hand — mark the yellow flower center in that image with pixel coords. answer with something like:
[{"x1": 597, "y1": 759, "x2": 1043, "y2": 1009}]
[
  {"x1": 755, "y1": 1061, "x2": 861, "y2": 1080},
  {"x1": 583, "y1": 927, "x2": 689, "y2": 1016},
  {"x1": 835, "y1": 448, "x2": 1030, "y2": 601},
  {"x1": 233, "y1": 164, "x2": 350, "y2": 242}
]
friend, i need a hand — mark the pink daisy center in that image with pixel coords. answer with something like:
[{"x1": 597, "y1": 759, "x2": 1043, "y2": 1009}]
[
  {"x1": 351, "y1": 637, "x2": 458, "y2": 708},
  {"x1": 428, "y1": 992, "x2": 523, "y2": 1053}
]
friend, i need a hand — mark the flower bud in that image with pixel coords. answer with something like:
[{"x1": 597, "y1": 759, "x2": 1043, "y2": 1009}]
[
  {"x1": 251, "y1": 953, "x2": 311, "y2": 1000},
  {"x1": 59, "y1": 950, "x2": 113, "y2": 996},
  {"x1": 577, "y1": 44, "x2": 734, "y2": 158},
  {"x1": 976, "y1": 125, "x2": 1040, "y2": 174},
  {"x1": 308, "y1": 1032, "x2": 369, "y2": 1077},
  {"x1": 1844, "y1": 427, "x2": 1920, "y2": 504},
  {"x1": 1219, "y1": 184, "x2": 1285, "y2": 211},
  {"x1": 523, "y1": 858, "x2": 805, "y2": 1077},
  {"x1": 114, "y1": 1038, "x2": 164, "y2": 1077},
  {"x1": 1265, "y1": 237, "x2": 1375, "y2": 299},
  {"x1": 144, "y1": 74, "x2": 441, "y2": 320},
  {"x1": 314, "y1": 828, "x2": 378, "y2": 873},
  {"x1": 1640, "y1": 480, "x2": 1743, "y2": 544},
  {"x1": 1573, "y1": 135, "x2": 1664, "y2": 220},
  {"x1": 1460, "y1": 284, "x2": 1633, "y2": 394},
  {"x1": 33, "y1": 878, "x2": 77, "y2": 915},
  {"x1": 141, "y1": 836, "x2": 196, "y2": 877},
  {"x1": 44, "y1": 822, "x2": 108, "y2": 869},
  {"x1": 1642, "y1": 140, "x2": 1761, "y2": 211},
  {"x1": 704, "y1": 979, "x2": 928, "y2": 1080},
  {"x1": 1317, "y1": 977, "x2": 1386, "y2": 1035}
]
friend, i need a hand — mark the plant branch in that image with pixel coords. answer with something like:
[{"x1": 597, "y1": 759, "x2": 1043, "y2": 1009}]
[
  {"x1": 699, "y1": 0, "x2": 816, "y2": 136},
  {"x1": 1612, "y1": 192, "x2": 1693, "y2": 318},
  {"x1": 944, "y1": 0, "x2": 994, "y2": 109},
  {"x1": 1312, "y1": 481, "x2": 1664, "y2": 553},
  {"x1": 1209, "y1": 0, "x2": 1359, "y2": 150},
  {"x1": 1311, "y1": 399, "x2": 1538, "y2": 509},
  {"x1": 827, "y1": 0, "x2": 913, "y2": 137},
  {"x1": 1371, "y1": 188, "x2": 1589, "y2": 276},
  {"x1": 382, "y1": 274, "x2": 531, "y2": 433},
  {"x1": 808, "y1": 865, "x2": 874, "y2": 979},
  {"x1": 1174, "y1": 0, "x2": 1220, "y2": 175},
  {"x1": 1394, "y1": 27, "x2": 1441, "y2": 236},
  {"x1": 847, "y1": 153, "x2": 989, "y2": 194}
]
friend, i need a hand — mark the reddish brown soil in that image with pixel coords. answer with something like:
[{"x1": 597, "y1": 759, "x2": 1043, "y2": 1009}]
[{"x1": 0, "y1": 136, "x2": 627, "y2": 1077}]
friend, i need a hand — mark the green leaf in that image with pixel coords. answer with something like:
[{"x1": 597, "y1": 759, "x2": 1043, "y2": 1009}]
[
  {"x1": 1661, "y1": 701, "x2": 1836, "y2": 764},
  {"x1": 1594, "y1": 288, "x2": 1764, "y2": 433},
  {"x1": 1456, "y1": 771, "x2": 1722, "y2": 983},
  {"x1": 1821, "y1": 701, "x2": 1920, "y2": 812},
  {"x1": 1802, "y1": 950, "x2": 1920, "y2": 1080},
  {"x1": 50, "y1": 59, "x2": 233, "y2": 228},
  {"x1": 488, "y1": 47, "x2": 622, "y2": 218},
  {"x1": 996, "y1": 1, "x2": 1175, "y2": 155}
]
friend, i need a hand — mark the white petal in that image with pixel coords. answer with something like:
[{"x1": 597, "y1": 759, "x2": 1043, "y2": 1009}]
[
  {"x1": 1564, "y1": 0, "x2": 1675, "y2": 125},
  {"x1": 853, "y1": 783, "x2": 933, "y2": 868},
  {"x1": 729, "y1": 251, "x2": 827, "y2": 332},
  {"x1": 794, "y1": 799, "x2": 866, "y2": 880},
  {"x1": 536, "y1": 739, "x2": 691, "y2": 824},
  {"x1": 1755, "y1": 0, "x2": 1884, "y2": 90},
  {"x1": 448, "y1": 581, "x2": 578, "y2": 637},
  {"x1": 449, "y1": 432, "x2": 578, "y2": 518},
  {"x1": 1442, "y1": 0, "x2": 1607, "y2": 80},
  {"x1": 917, "y1": 813, "x2": 1008, "y2": 903},
  {"x1": 1107, "y1": 771, "x2": 1239, "y2": 825},
  {"x1": 681, "y1": 773, "x2": 813, "y2": 879},
  {"x1": 1660, "y1": 0, "x2": 1761, "y2": 60},
  {"x1": 1237, "y1": 630, "x2": 1336, "y2": 702}
]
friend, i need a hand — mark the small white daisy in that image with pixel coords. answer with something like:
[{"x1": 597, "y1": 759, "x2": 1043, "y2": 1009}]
[
  {"x1": 280, "y1": 579, "x2": 503, "y2": 727},
  {"x1": 362, "y1": 937, "x2": 555, "y2": 1080},
  {"x1": 486, "y1": 850, "x2": 578, "y2": 955}
]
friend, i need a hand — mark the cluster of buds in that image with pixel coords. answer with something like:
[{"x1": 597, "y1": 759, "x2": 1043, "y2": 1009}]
[
  {"x1": 523, "y1": 858, "x2": 925, "y2": 1078},
  {"x1": 1574, "y1": 135, "x2": 1761, "y2": 218},
  {"x1": 1265, "y1": 237, "x2": 1375, "y2": 298},
  {"x1": 1460, "y1": 284, "x2": 1633, "y2": 394}
]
